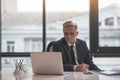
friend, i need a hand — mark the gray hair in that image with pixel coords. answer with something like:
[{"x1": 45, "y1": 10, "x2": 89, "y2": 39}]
[{"x1": 63, "y1": 21, "x2": 78, "y2": 30}]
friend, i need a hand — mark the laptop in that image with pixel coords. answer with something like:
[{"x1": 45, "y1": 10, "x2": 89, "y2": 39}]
[{"x1": 30, "y1": 52, "x2": 64, "y2": 75}]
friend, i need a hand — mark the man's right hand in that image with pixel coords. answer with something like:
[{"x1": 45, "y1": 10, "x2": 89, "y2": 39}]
[{"x1": 76, "y1": 63, "x2": 89, "y2": 71}]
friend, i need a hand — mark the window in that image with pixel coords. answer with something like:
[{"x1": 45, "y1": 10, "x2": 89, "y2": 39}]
[
  {"x1": 99, "y1": 0, "x2": 120, "y2": 48},
  {"x1": 7, "y1": 41, "x2": 15, "y2": 52},
  {"x1": 91, "y1": 0, "x2": 120, "y2": 55},
  {"x1": 1, "y1": 0, "x2": 120, "y2": 58},
  {"x1": 105, "y1": 17, "x2": 114, "y2": 26},
  {"x1": 1, "y1": 0, "x2": 120, "y2": 71},
  {"x1": 24, "y1": 38, "x2": 42, "y2": 52},
  {"x1": 1, "y1": 0, "x2": 43, "y2": 52},
  {"x1": 1, "y1": 0, "x2": 43, "y2": 70}
]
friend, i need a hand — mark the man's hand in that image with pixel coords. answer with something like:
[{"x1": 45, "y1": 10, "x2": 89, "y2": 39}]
[{"x1": 76, "y1": 63, "x2": 89, "y2": 71}]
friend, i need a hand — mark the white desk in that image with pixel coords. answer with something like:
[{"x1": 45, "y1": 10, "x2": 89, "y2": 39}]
[{"x1": 1, "y1": 69, "x2": 120, "y2": 80}]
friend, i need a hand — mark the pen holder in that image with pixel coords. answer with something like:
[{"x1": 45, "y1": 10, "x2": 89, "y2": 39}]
[
  {"x1": 13, "y1": 59, "x2": 24, "y2": 75},
  {"x1": 14, "y1": 69, "x2": 24, "y2": 75}
]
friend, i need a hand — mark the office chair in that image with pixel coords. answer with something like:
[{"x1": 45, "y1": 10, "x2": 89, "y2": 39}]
[{"x1": 47, "y1": 41, "x2": 55, "y2": 52}]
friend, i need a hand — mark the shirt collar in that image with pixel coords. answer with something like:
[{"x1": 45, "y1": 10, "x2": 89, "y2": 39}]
[{"x1": 67, "y1": 40, "x2": 76, "y2": 47}]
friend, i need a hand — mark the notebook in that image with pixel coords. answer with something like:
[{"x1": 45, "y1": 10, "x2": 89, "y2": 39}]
[
  {"x1": 30, "y1": 52, "x2": 64, "y2": 75},
  {"x1": 100, "y1": 70, "x2": 120, "y2": 75}
]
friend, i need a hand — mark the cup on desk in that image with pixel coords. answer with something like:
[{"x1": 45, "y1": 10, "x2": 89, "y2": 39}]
[{"x1": 21, "y1": 64, "x2": 29, "y2": 73}]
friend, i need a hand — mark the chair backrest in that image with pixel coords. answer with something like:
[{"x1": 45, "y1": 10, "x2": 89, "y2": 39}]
[{"x1": 47, "y1": 41, "x2": 55, "y2": 52}]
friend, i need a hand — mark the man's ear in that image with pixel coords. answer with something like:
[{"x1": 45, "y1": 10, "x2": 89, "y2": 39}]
[{"x1": 76, "y1": 31, "x2": 79, "y2": 36}]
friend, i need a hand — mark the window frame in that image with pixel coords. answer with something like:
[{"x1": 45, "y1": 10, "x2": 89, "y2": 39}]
[
  {"x1": 0, "y1": 0, "x2": 46, "y2": 57},
  {"x1": 0, "y1": 0, "x2": 1, "y2": 70},
  {"x1": 90, "y1": 0, "x2": 120, "y2": 57}
]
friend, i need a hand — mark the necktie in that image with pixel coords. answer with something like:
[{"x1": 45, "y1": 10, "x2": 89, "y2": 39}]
[{"x1": 70, "y1": 45, "x2": 76, "y2": 64}]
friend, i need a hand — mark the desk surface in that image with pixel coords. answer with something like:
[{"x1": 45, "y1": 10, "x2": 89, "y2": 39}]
[{"x1": 1, "y1": 69, "x2": 120, "y2": 80}]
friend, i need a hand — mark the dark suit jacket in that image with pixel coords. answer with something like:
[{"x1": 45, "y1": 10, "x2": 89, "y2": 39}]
[{"x1": 52, "y1": 37, "x2": 100, "y2": 71}]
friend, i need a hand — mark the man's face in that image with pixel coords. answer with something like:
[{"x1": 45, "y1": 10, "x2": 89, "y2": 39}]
[{"x1": 63, "y1": 26, "x2": 78, "y2": 44}]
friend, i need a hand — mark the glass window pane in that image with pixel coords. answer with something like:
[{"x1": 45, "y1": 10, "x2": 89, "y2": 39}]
[
  {"x1": 1, "y1": 0, "x2": 43, "y2": 52},
  {"x1": 93, "y1": 57, "x2": 120, "y2": 70},
  {"x1": 99, "y1": 0, "x2": 120, "y2": 47},
  {"x1": 46, "y1": 0, "x2": 90, "y2": 48}
]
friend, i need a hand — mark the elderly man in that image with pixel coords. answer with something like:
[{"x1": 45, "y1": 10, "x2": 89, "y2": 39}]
[{"x1": 49, "y1": 21, "x2": 100, "y2": 71}]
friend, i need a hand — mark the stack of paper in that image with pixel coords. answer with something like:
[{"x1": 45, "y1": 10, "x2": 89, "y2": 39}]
[{"x1": 100, "y1": 66, "x2": 120, "y2": 75}]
